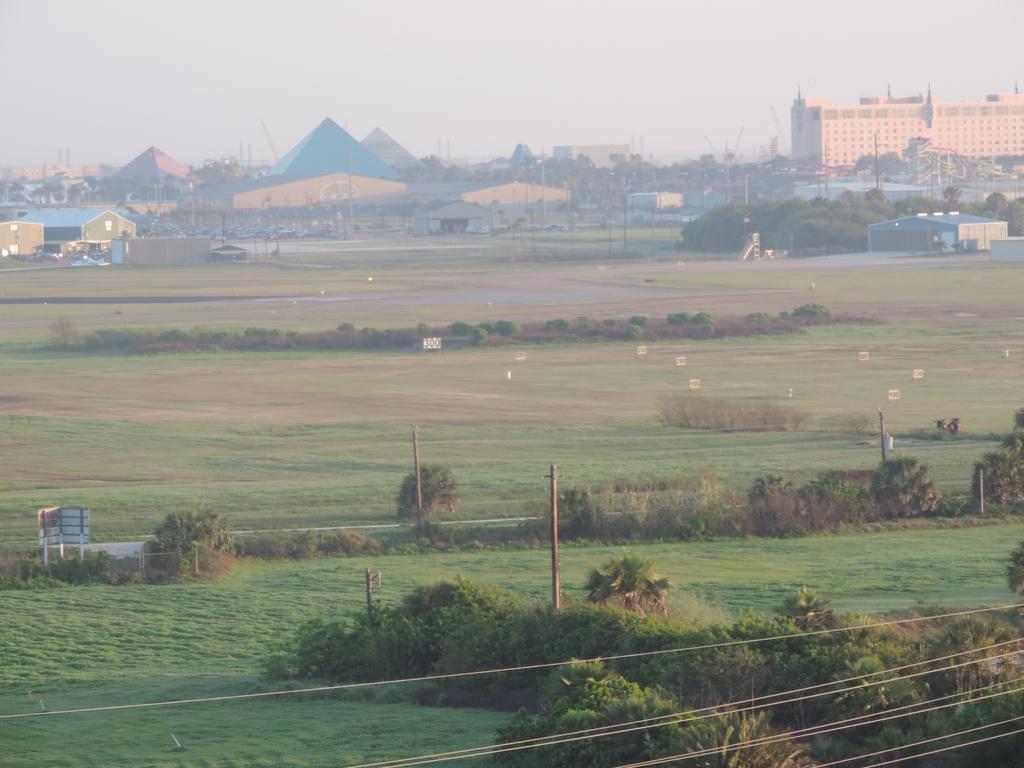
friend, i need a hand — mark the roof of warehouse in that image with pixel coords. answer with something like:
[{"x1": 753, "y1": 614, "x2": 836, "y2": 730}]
[
  {"x1": 111, "y1": 146, "x2": 190, "y2": 181},
  {"x1": 869, "y1": 213, "x2": 1003, "y2": 230},
  {"x1": 18, "y1": 208, "x2": 132, "y2": 227},
  {"x1": 268, "y1": 118, "x2": 398, "y2": 180}
]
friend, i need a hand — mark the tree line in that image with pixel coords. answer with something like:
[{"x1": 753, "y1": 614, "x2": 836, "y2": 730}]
[
  {"x1": 266, "y1": 572, "x2": 1024, "y2": 768},
  {"x1": 681, "y1": 190, "x2": 1024, "y2": 256}
]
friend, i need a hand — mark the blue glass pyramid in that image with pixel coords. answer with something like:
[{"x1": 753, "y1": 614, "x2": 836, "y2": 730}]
[{"x1": 268, "y1": 118, "x2": 398, "y2": 180}]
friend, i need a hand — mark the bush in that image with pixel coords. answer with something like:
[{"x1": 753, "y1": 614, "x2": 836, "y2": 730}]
[
  {"x1": 153, "y1": 508, "x2": 233, "y2": 575},
  {"x1": 236, "y1": 531, "x2": 315, "y2": 559},
  {"x1": 544, "y1": 319, "x2": 570, "y2": 333},
  {"x1": 871, "y1": 457, "x2": 940, "y2": 517},
  {"x1": 50, "y1": 316, "x2": 80, "y2": 348},
  {"x1": 396, "y1": 464, "x2": 459, "y2": 520},
  {"x1": 628, "y1": 315, "x2": 647, "y2": 327},
  {"x1": 792, "y1": 303, "x2": 830, "y2": 318},
  {"x1": 667, "y1": 312, "x2": 690, "y2": 325},
  {"x1": 493, "y1": 320, "x2": 521, "y2": 336},
  {"x1": 6, "y1": 552, "x2": 124, "y2": 587},
  {"x1": 448, "y1": 321, "x2": 474, "y2": 336}
]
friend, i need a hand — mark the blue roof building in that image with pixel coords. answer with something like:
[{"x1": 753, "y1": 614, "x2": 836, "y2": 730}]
[
  {"x1": 868, "y1": 212, "x2": 1008, "y2": 252},
  {"x1": 18, "y1": 208, "x2": 136, "y2": 248}
]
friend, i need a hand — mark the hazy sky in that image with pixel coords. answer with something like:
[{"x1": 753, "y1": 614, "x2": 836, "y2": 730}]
[{"x1": 2, "y1": 0, "x2": 1021, "y2": 168}]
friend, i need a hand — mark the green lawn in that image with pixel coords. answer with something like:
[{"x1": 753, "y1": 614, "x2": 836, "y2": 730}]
[
  {"x1": 0, "y1": 677, "x2": 505, "y2": 768},
  {"x1": 0, "y1": 317, "x2": 1018, "y2": 545},
  {"x1": 3, "y1": 527, "x2": 1022, "y2": 687},
  {"x1": 2, "y1": 525, "x2": 1023, "y2": 765},
  {"x1": 3, "y1": 249, "x2": 1024, "y2": 765}
]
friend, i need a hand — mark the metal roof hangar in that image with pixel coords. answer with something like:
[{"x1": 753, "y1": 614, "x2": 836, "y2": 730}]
[
  {"x1": 17, "y1": 208, "x2": 136, "y2": 252},
  {"x1": 868, "y1": 213, "x2": 1008, "y2": 253}
]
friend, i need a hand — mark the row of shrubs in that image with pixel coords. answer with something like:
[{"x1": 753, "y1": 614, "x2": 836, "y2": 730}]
[
  {"x1": 545, "y1": 457, "x2": 984, "y2": 543},
  {"x1": 58, "y1": 304, "x2": 845, "y2": 355},
  {"x1": 0, "y1": 552, "x2": 127, "y2": 589},
  {"x1": 265, "y1": 578, "x2": 1024, "y2": 768}
]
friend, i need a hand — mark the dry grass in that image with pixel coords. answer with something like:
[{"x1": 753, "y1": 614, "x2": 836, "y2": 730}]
[{"x1": 657, "y1": 394, "x2": 809, "y2": 432}]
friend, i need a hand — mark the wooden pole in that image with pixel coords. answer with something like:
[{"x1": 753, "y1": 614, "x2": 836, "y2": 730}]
[
  {"x1": 549, "y1": 464, "x2": 561, "y2": 612},
  {"x1": 878, "y1": 409, "x2": 887, "y2": 462},
  {"x1": 979, "y1": 468, "x2": 985, "y2": 516},
  {"x1": 365, "y1": 567, "x2": 374, "y2": 619},
  {"x1": 413, "y1": 427, "x2": 424, "y2": 528},
  {"x1": 192, "y1": 543, "x2": 199, "y2": 576}
]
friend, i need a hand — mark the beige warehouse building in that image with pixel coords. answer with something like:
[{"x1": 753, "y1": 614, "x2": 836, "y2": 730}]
[
  {"x1": 0, "y1": 220, "x2": 44, "y2": 256},
  {"x1": 16, "y1": 208, "x2": 136, "y2": 252}
]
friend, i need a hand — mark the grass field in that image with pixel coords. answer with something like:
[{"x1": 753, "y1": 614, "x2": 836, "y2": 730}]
[
  {"x1": 1, "y1": 254, "x2": 1024, "y2": 543},
  {"x1": 3, "y1": 245, "x2": 1024, "y2": 765},
  {"x1": 2, "y1": 525, "x2": 1023, "y2": 766}
]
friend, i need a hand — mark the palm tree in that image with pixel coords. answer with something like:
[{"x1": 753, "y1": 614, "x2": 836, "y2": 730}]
[
  {"x1": 943, "y1": 185, "x2": 962, "y2": 211},
  {"x1": 833, "y1": 656, "x2": 919, "y2": 718},
  {"x1": 781, "y1": 586, "x2": 834, "y2": 630},
  {"x1": 679, "y1": 710, "x2": 814, "y2": 768},
  {"x1": 870, "y1": 457, "x2": 939, "y2": 517},
  {"x1": 585, "y1": 550, "x2": 670, "y2": 616},
  {"x1": 1008, "y1": 541, "x2": 1024, "y2": 595}
]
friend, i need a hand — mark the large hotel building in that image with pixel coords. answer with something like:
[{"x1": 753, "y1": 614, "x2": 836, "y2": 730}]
[{"x1": 791, "y1": 88, "x2": 1024, "y2": 167}]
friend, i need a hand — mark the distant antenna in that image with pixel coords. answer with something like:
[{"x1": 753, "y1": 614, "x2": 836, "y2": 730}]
[{"x1": 260, "y1": 119, "x2": 280, "y2": 163}]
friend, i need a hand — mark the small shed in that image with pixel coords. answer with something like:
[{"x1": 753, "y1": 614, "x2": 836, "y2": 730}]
[
  {"x1": 991, "y1": 237, "x2": 1024, "y2": 262},
  {"x1": 868, "y1": 213, "x2": 1008, "y2": 252},
  {"x1": 210, "y1": 244, "x2": 249, "y2": 262},
  {"x1": 412, "y1": 202, "x2": 494, "y2": 235}
]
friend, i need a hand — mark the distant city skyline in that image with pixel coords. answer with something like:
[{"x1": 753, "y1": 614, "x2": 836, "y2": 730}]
[{"x1": 2, "y1": 0, "x2": 1020, "y2": 168}]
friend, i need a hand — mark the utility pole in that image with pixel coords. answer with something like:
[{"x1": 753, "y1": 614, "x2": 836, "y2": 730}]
[
  {"x1": 878, "y1": 408, "x2": 887, "y2": 462},
  {"x1": 547, "y1": 464, "x2": 561, "y2": 611},
  {"x1": 365, "y1": 568, "x2": 382, "y2": 619},
  {"x1": 412, "y1": 427, "x2": 424, "y2": 528},
  {"x1": 979, "y1": 468, "x2": 985, "y2": 516},
  {"x1": 347, "y1": 148, "x2": 354, "y2": 239},
  {"x1": 874, "y1": 132, "x2": 881, "y2": 192},
  {"x1": 623, "y1": 188, "x2": 628, "y2": 255}
]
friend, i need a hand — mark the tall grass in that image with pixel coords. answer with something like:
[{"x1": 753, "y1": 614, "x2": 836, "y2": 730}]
[{"x1": 657, "y1": 395, "x2": 809, "y2": 432}]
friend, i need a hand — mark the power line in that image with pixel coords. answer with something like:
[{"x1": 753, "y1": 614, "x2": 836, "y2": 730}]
[
  {"x1": 820, "y1": 723, "x2": 1024, "y2": 768},
  {"x1": 815, "y1": 713, "x2": 1024, "y2": 767},
  {"x1": 610, "y1": 683, "x2": 1024, "y2": 768},
  {"x1": 4, "y1": 606, "x2": 1015, "y2": 729},
  {"x1": 339, "y1": 639, "x2": 1024, "y2": 768},
  {"x1": 289, "y1": 649, "x2": 1024, "y2": 768},
  {"x1": 0, "y1": 602, "x2": 1017, "y2": 722}
]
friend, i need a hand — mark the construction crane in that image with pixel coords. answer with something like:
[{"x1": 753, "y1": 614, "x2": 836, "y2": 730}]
[
  {"x1": 260, "y1": 119, "x2": 280, "y2": 164},
  {"x1": 770, "y1": 107, "x2": 789, "y2": 156}
]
